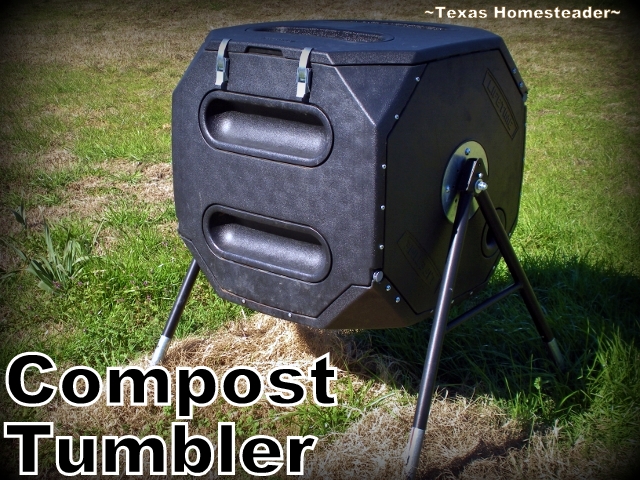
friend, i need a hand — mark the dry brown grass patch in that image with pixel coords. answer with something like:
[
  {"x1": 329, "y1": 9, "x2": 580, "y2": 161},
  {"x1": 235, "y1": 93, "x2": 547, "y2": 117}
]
[
  {"x1": 37, "y1": 148, "x2": 77, "y2": 172},
  {"x1": 48, "y1": 313, "x2": 350, "y2": 432},
  {"x1": 2, "y1": 157, "x2": 174, "y2": 231},
  {"x1": 65, "y1": 159, "x2": 174, "y2": 207},
  {"x1": 3, "y1": 313, "x2": 629, "y2": 479},
  {"x1": 43, "y1": 313, "x2": 530, "y2": 478},
  {"x1": 304, "y1": 395, "x2": 525, "y2": 480},
  {"x1": 42, "y1": 314, "x2": 352, "y2": 476}
]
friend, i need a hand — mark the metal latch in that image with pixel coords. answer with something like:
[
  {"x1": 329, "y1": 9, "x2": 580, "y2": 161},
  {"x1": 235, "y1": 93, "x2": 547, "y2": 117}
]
[
  {"x1": 296, "y1": 47, "x2": 313, "y2": 99},
  {"x1": 215, "y1": 38, "x2": 230, "y2": 87}
]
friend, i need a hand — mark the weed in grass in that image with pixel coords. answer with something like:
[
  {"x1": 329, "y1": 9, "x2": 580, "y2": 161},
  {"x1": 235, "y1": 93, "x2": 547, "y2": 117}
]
[
  {"x1": 26, "y1": 222, "x2": 91, "y2": 292},
  {"x1": 5, "y1": 219, "x2": 101, "y2": 293},
  {"x1": 0, "y1": 235, "x2": 28, "y2": 284},
  {"x1": 10, "y1": 199, "x2": 26, "y2": 230}
]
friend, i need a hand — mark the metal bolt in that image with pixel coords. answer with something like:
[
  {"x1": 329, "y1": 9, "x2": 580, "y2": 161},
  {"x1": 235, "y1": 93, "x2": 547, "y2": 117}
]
[
  {"x1": 475, "y1": 180, "x2": 488, "y2": 193},
  {"x1": 394, "y1": 114, "x2": 399, "y2": 120},
  {"x1": 415, "y1": 76, "x2": 420, "y2": 82},
  {"x1": 373, "y1": 270, "x2": 384, "y2": 283},
  {"x1": 385, "y1": 285, "x2": 391, "y2": 292},
  {"x1": 512, "y1": 67, "x2": 517, "y2": 74},
  {"x1": 379, "y1": 244, "x2": 384, "y2": 250},
  {"x1": 395, "y1": 296, "x2": 401, "y2": 303},
  {"x1": 381, "y1": 164, "x2": 387, "y2": 170},
  {"x1": 464, "y1": 148, "x2": 471, "y2": 155},
  {"x1": 380, "y1": 205, "x2": 385, "y2": 210}
]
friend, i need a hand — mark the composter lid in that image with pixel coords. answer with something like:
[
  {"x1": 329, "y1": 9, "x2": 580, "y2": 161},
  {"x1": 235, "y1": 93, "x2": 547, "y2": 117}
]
[{"x1": 203, "y1": 20, "x2": 505, "y2": 66}]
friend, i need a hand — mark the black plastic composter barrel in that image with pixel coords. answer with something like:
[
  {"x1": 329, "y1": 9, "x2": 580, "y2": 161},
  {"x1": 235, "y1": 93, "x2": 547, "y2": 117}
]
[{"x1": 172, "y1": 20, "x2": 527, "y2": 330}]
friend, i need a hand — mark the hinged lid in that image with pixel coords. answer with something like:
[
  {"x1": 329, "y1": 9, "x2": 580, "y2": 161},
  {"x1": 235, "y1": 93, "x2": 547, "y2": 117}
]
[{"x1": 203, "y1": 20, "x2": 505, "y2": 66}]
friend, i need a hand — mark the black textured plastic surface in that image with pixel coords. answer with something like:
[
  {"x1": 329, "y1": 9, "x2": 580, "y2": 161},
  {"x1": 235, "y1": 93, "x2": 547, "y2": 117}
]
[
  {"x1": 172, "y1": 20, "x2": 526, "y2": 329},
  {"x1": 384, "y1": 50, "x2": 526, "y2": 315}
]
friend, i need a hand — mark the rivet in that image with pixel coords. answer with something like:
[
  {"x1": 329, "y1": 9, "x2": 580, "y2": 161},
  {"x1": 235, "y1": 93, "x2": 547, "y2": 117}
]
[
  {"x1": 373, "y1": 271, "x2": 384, "y2": 283},
  {"x1": 394, "y1": 114, "x2": 399, "y2": 120},
  {"x1": 379, "y1": 244, "x2": 384, "y2": 250},
  {"x1": 381, "y1": 164, "x2": 387, "y2": 169},
  {"x1": 519, "y1": 81, "x2": 524, "y2": 88},
  {"x1": 415, "y1": 76, "x2": 420, "y2": 82},
  {"x1": 478, "y1": 173, "x2": 483, "y2": 179},
  {"x1": 445, "y1": 185, "x2": 451, "y2": 193},
  {"x1": 512, "y1": 67, "x2": 517, "y2": 74},
  {"x1": 395, "y1": 296, "x2": 401, "y2": 303},
  {"x1": 241, "y1": 299, "x2": 246, "y2": 304},
  {"x1": 385, "y1": 285, "x2": 391, "y2": 291},
  {"x1": 288, "y1": 313, "x2": 292, "y2": 318},
  {"x1": 380, "y1": 205, "x2": 385, "y2": 210},
  {"x1": 464, "y1": 148, "x2": 471, "y2": 155}
]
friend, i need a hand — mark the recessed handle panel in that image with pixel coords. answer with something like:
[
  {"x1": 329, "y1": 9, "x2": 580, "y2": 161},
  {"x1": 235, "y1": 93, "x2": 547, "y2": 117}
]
[
  {"x1": 203, "y1": 205, "x2": 331, "y2": 282},
  {"x1": 199, "y1": 90, "x2": 332, "y2": 166}
]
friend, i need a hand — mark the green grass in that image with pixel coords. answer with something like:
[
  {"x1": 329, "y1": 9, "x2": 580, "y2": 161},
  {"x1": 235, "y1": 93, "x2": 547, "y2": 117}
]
[
  {"x1": 277, "y1": 377, "x2": 393, "y2": 437},
  {"x1": 0, "y1": 216, "x2": 245, "y2": 372},
  {"x1": 1, "y1": 0, "x2": 639, "y2": 477},
  {"x1": 357, "y1": 255, "x2": 640, "y2": 442}
]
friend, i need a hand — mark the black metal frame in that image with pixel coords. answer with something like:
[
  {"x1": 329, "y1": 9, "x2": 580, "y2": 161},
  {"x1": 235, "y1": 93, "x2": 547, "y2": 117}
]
[
  {"x1": 402, "y1": 158, "x2": 565, "y2": 479},
  {"x1": 150, "y1": 157, "x2": 565, "y2": 480},
  {"x1": 150, "y1": 259, "x2": 200, "y2": 366}
]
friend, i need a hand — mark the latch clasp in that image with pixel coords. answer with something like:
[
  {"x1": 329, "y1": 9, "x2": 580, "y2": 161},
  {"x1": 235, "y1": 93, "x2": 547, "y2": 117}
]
[
  {"x1": 215, "y1": 38, "x2": 231, "y2": 88},
  {"x1": 296, "y1": 47, "x2": 313, "y2": 99}
]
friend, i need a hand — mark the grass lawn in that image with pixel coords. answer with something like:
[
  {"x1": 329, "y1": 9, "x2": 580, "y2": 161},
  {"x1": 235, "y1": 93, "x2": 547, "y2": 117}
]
[{"x1": 1, "y1": 0, "x2": 639, "y2": 478}]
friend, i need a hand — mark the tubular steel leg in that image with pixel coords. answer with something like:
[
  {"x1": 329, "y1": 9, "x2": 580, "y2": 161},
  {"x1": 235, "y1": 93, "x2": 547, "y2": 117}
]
[
  {"x1": 403, "y1": 191, "x2": 474, "y2": 480},
  {"x1": 150, "y1": 259, "x2": 200, "y2": 366},
  {"x1": 475, "y1": 191, "x2": 566, "y2": 371},
  {"x1": 403, "y1": 157, "x2": 565, "y2": 478}
]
